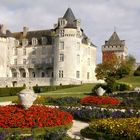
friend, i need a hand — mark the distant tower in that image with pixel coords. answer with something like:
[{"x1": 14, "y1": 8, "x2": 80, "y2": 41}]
[{"x1": 102, "y1": 31, "x2": 128, "y2": 62}]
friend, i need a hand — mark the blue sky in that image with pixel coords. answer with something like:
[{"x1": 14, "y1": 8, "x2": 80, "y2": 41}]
[{"x1": 0, "y1": 0, "x2": 140, "y2": 63}]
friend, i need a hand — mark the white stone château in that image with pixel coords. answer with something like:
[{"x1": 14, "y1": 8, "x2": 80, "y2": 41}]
[{"x1": 0, "y1": 8, "x2": 97, "y2": 87}]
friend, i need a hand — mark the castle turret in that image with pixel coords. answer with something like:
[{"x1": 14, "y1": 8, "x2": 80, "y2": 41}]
[
  {"x1": 53, "y1": 8, "x2": 96, "y2": 85},
  {"x1": 102, "y1": 31, "x2": 128, "y2": 62}
]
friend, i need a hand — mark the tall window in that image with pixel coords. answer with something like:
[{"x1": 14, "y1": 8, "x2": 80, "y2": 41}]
[
  {"x1": 23, "y1": 59, "x2": 26, "y2": 64},
  {"x1": 23, "y1": 48, "x2": 26, "y2": 55},
  {"x1": 88, "y1": 58, "x2": 90, "y2": 66},
  {"x1": 77, "y1": 42, "x2": 80, "y2": 51},
  {"x1": 76, "y1": 71, "x2": 80, "y2": 78},
  {"x1": 32, "y1": 58, "x2": 36, "y2": 64},
  {"x1": 77, "y1": 54, "x2": 80, "y2": 64},
  {"x1": 14, "y1": 59, "x2": 17, "y2": 65},
  {"x1": 59, "y1": 42, "x2": 64, "y2": 50},
  {"x1": 32, "y1": 48, "x2": 36, "y2": 55},
  {"x1": 87, "y1": 72, "x2": 90, "y2": 79},
  {"x1": 59, "y1": 70, "x2": 63, "y2": 78},
  {"x1": 59, "y1": 54, "x2": 64, "y2": 61}
]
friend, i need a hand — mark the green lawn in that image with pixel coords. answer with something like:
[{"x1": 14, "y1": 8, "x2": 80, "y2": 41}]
[
  {"x1": 0, "y1": 83, "x2": 95, "y2": 102},
  {"x1": 118, "y1": 76, "x2": 140, "y2": 88}
]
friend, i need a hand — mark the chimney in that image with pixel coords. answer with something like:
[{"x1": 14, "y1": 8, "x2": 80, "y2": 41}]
[
  {"x1": 23, "y1": 26, "x2": 29, "y2": 37},
  {"x1": 0, "y1": 24, "x2": 6, "y2": 34}
]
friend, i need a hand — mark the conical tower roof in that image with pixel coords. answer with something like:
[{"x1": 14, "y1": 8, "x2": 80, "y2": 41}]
[
  {"x1": 63, "y1": 8, "x2": 76, "y2": 22},
  {"x1": 63, "y1": 8, "x2": 76, "y2": 28},
  {"x1": 106, "y1": 32, "x2": 123, "y2": 46}
]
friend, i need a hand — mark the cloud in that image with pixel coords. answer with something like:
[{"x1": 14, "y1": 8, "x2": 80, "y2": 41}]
[{"x1": 0, "y1": 0, "x2": 140, "y2": 63}]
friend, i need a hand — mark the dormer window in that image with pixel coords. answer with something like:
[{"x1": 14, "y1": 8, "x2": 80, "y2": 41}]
[
  {"x1": 22, "y1": 39, "x2": 28, "y2": 46},
  {"x1": 15, "y1": 40, "x2": 19, "y2": 47},
  {"x1": 59, "y1": 19, "x2": 67, "y2": 27},
  {"x1": 32, "y1": 38, "x2": 38, "y2": 46}
]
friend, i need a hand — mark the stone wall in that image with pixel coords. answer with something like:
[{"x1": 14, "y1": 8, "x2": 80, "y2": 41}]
[{"x1": 0, "y1": 77, "x2": 51, "y2": 87}]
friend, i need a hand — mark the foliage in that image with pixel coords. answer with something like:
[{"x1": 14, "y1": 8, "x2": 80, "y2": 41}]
[
  {"x1": 134, "y1": 66, "x2": 140, "y2": 76},
  {"x1": 33, "y1": 85, "x2": 80, "y2": 93},
  {"x1": 0, "y1": 87, "x2": 24, "y2": 97},
  {"x1": 81, "y1": 118, "x2": 140, "y2": 140},
  {"x1": 95, "y1": 55, "x2": 136, "y2": 92},
  {"x1": 0, "y1": 105, "x2": 73, "y2": 128},
  {"x1": 81, "y1": 96, "x2": 121, "y2": 105}
]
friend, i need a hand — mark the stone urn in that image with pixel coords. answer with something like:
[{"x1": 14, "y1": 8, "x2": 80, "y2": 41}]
[
  {"x1": 96, "y1": 87, "x2": 105, "y2": 96},
  {"x1": 18, "y1": 87, "x2": 37, "y2": 109}
]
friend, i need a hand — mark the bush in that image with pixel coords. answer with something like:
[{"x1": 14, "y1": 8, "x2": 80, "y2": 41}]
[
  {"x1": 134, "y1": 66, "x2": 140, "y2": 76},
  {"x1": 0, "y1": 87, "x2": 24, "y2": 97},
  {"x1": 114, "y1": 82, "x2": 132, "y2": 91},
  {"x1": 134, "y1": 70, "x2": 140, "y2": 76},
  {"x1": 33, "y1": 85, "x2": 80, "y2": 93}
]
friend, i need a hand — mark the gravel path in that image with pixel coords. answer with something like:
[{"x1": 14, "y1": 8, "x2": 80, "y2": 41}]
[{"x1": 67, "y1": 120, "x2": 93, "y2": 140}]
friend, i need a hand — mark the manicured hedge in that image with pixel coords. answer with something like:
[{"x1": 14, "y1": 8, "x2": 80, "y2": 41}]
[
  {"x1": 0, "y1": 87, "x2": 24, "y2": 97},
  {"x1": 33, "y1": 85, "x2": 80, "y2": 93}
]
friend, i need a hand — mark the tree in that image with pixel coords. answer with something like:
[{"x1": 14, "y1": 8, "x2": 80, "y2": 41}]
[{"x1": 95, "y1": 54, "x2": 136, "y2": 92}]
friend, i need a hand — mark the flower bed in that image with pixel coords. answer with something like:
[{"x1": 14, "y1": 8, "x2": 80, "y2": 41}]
[
  {"x1": 60, "y1": 106, "x2": 140, "y2": 121},
  {"x1": 81, "y1": 118, "x2": 140, "y2": 140},
  {"x1": 81, "y1": 96, "x2": 120, "y2": 105},
  {"x1": 0, "y1": 105, "x2": 73, "y2": 128}
]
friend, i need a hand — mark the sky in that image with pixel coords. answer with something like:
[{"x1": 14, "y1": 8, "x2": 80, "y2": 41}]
[{"x1": 0, "y1": 0, "x2": 140, "y2": 63}]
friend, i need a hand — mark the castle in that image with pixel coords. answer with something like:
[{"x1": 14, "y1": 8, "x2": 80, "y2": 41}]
[
  {"x1": 102, "y1": 31, "x2": 128, "y2": 62},
  {"x1": 0, "y1": 8, "x2": 97, "y2": 87}
]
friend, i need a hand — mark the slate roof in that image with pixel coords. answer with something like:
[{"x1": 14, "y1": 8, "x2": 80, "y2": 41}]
[
  {"x1": 105, "y1": 32, "x2": 124, "y2": 46},
  {"x1": 63, "y1": 8, "x2": 77, "y2": 28},
  {"x1": 13, "y1": 29, "x2": 54, "y2": 45},
  {"x1": 0, "y1": 30, "x2": 13, "y2": 38}
]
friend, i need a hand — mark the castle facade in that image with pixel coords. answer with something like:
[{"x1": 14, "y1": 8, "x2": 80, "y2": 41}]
[{"x1": 0, "y1": 8, "x2": 97, "y2": 87}]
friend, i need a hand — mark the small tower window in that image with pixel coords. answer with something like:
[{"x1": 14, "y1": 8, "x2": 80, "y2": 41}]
[
  {"x1": 88, "y1": 58, "x2": 90, "y2": 66},
  {"x1": 59, "y1": 54, "x2": 64, "y2": 61},
  {"x1": 59, "y1": 70, "x2": 63, "y2": 78},
  {"x1": 76, "y1": 71, "x2": 80, "y2": 78},
  {"x1": 59, "y1": 41, "x2": 64, "y2": 50},
  {"x1": 32, "y1": 58, "x2": 36, "y2": 64}
]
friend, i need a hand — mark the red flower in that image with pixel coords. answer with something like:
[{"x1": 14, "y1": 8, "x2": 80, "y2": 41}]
[
  {"x1": 0, "y1": 105, "x2": 73, "y2": 128},
  {"x1": 81, "y1": 96, "x2": 120, "y2": 105}
]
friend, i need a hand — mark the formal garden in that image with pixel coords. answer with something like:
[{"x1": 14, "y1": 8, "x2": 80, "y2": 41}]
[{"x1": 0, "y1": 56, "x2": 140, "y2": 140}]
